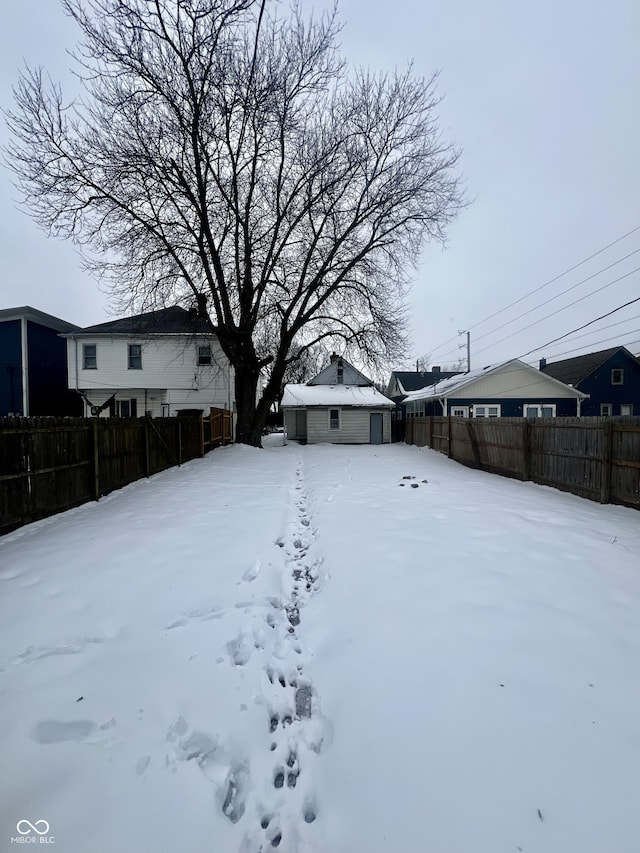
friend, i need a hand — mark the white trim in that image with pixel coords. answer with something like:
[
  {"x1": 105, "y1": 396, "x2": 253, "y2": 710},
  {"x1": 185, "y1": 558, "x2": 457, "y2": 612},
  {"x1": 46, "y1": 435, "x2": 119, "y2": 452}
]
[
  {"x1": 523, "y1": 403, "x2": 557, "y2": 418},
  {"x1": 611, "y1": 368, "x2": 624, "y2": 385},
  {"x1": 600, "y1": 403, "x2": 613, "y2": 416},
  {"x1": 450, "y1": 405, "x2": 469, "y2": 418},
  {"x1": 620, "y1": 404, "x2": 633, "y2": 416},
  {"x1": 328, "y1": 407, "x2": 341, "y2": 430},
  {"x1": 473, "y1": 404, "x2": 501, "y2": 418}
]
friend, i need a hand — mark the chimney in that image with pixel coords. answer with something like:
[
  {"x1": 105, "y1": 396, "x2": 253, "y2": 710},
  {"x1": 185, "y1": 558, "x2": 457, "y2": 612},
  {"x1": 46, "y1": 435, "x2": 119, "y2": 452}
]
[
  {"x1": 539, "y1": 357, "x2": 546, "y2": 370},
  {"x1": 416, "y1": 360, "x2": 419, "y2": 373},
  {"x1": 330, "y1": 352, "x2": 338, "y2": 363},
  {"x1": 432, "y1": 365, "x2": 441, "y2": 373}
]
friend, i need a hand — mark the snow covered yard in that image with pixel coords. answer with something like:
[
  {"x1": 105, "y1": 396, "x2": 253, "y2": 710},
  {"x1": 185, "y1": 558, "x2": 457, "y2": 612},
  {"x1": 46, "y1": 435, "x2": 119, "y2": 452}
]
[{"x1": 1, "y1": 438, "x2": 639, "y2": 853}]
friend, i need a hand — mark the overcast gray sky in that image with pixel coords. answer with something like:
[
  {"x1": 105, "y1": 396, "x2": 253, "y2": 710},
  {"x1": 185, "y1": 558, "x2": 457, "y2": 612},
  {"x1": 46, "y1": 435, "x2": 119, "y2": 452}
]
[{"x1": 1, "y1": 0, "x2": 639, "y2": 369}]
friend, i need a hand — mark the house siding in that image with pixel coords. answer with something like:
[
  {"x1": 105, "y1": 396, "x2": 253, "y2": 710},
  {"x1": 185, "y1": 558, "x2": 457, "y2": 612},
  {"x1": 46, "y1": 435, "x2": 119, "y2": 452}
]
[
  {"x1": 574, "y1": 351, "x2": 640, "y2": 416},
  {"x1": 444, "y1": 398, "x2": 579, "y2": 417},
  {"x1": 0, "y1": 319, "x2": 22, "y2": 415},
  {"x1": 305, "y1": 407, "x2": 390, "y2": 444},
  {"x1": 67, "y1": 335, "x2": 233, "y2": 416},
  {"x1": 27, "y1": 321, "x2": 82, "y2": 416}
]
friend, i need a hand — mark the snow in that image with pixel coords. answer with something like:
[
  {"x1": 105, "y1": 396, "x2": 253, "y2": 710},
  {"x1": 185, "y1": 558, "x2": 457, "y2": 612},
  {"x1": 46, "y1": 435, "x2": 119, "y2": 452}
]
[
  {"x1": 402, "y1": 358, "x2": 586, "y2": 402},
  {"x1": 1, "y1": 438, "x2": 639, "y2": 853},
  {"x1": 281, "y1": 383, "x2": 394, "y2": 407}
]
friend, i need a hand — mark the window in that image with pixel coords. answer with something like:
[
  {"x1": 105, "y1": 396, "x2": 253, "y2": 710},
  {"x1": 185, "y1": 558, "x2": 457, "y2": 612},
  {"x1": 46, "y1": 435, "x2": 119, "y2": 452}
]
[
  {"x1": 198, "y1": 345, "x2": 212, "y2": 366},
  {"x1": 524, "y1": 404, "x2": 556, "y2": 418},
  {"x1": 329, "y1": 408, "x2": 340, "y2": 430},
  {"x1": 83, "y1": 344, "x2": 97, "y2": 370},
  {"x1": 473, "y1": 404, "x2": 501, "y2": 418},
  {"x1": 114, "y1": 398, "x2": 138, "y2": 417},
  {"x1": 611, "y1": 368, "x2": 624, "y2": 385},
  {"x1": 621, "y1": 404, "x2": 633, "y2": 416},
  {"x1": 451, "y1": 406, "x2": 469, "y2": 418},
  {"x1": 128, "y1": 344, "x2": 142, "y2": 369},
  {"x1": 600, "y1": 403, "x2": 613, "y2": 417}
]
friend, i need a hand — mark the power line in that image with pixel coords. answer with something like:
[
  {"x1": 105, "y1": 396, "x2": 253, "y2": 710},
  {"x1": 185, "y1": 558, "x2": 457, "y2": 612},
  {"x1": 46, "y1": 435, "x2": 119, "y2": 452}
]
[
  {"x1": 471, "y1": 248, "x2": 640, "y2": 347},
  {"x1": 424, "y1": 223, "x2": 640, "y2": 358},
  {"x1": 465, "y1": 225, "x2": 640, "y2": 332},
  {"x1": 473, "y1": 266, "x2": 640, "y2": 358},
  {"x1": 536, "y1": 332, "x2": 640, "y2": 362},
  {"x1": 518, "y1": 295, "x2": 640, "y2": 359},
  {"x1": 539, "y1": 314, "x2": 640, "y2": 348}
]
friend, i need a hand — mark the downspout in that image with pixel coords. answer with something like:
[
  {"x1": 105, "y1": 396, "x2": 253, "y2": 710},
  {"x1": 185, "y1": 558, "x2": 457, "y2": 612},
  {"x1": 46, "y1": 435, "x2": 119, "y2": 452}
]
[{"x1": 20, "y1": 317, "x2": 29, "y2": 416}]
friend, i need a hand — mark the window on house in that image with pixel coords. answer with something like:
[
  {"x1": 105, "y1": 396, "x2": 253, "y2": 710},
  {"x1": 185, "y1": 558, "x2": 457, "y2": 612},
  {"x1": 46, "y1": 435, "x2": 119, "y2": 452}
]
[
  {"x1": 128, "y1": 344, "x2": 142, "y2": 369},
  {"x1": 620, "y1": 404, "x2": 633, "y2": 416},
  {"x1": 600, "y1": 403, "x2": 613, "y2": 417},
  {"x1": 198, "y1": 345, "x2": 212, "y2": 366},
  {"x1": 473, "y1": 404, "x2": 501, "y2": 418},
  {"x1": 115, "y1": 399, "x2": 138, "y2": 417},
  {"x1": 611, "y1": 368, "x2": 624, "y2": 385},
  {"x1": 524, "y1": 404, "x2": 556, "y2": 418},
  {"x1": 451, "y1": 406, "x2": 469, "y2": 418},
  {"x1": 83, "y1": 344, "x2": 97, "y2": 370},
  {"x1": 329, "y1": 408, "x2": 340, "y2": 430}
]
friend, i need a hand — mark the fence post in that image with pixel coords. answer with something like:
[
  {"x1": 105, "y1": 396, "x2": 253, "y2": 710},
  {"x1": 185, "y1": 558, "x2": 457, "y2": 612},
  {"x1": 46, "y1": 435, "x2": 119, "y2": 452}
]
[
  {"x1": 199, "y1": 416, "x2": 205, "y2": 457},
  {"x1": 600, "y1": 420, "x2": 612, "y2": 504},
  {"x1": 177, "y1": 418, "x2": 182, "y2": 466},
  {"x1": 447, "y1": 416, "x2": 453, "y2": 458},
  {"x1": 144, "y1": 416, "x2": 150, "y2": 476},
  {"x1": 91, "y1": 418, "x2": 100, "y2": 500},
  {"x1": 522, "y1": 419, "x2": 531, "y2": 481}
]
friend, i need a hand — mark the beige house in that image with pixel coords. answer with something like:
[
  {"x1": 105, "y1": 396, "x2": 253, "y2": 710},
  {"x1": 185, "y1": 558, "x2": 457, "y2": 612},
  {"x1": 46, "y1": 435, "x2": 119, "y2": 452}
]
[{"x1": 281, "y1": 355, "x2": 393, "y2": 444}]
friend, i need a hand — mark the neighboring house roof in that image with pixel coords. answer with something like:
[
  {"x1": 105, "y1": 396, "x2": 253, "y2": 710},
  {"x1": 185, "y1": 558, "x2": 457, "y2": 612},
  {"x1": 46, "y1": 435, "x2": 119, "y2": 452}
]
[
  {"x1": 0, "y1": 305, "x2": 80, "y2": 333},
  {"x1": 281, "y1": 384, "x2": 394, "y2": 408},
  {"x1": 390, "y1": 370, "x2": 461, "y2": 395},
  {"x1": 65, "y1": 306, "x2": 212, "y2": 336},
  {"x1": 403, "y1": 359, "x2": 588, "y2": 402},
  {"x1": 308, "y1": 356, "x2": 371, "y2": 386},
  {"x1": 540, "y1": 346, "x2": 639, "y2": 385}
]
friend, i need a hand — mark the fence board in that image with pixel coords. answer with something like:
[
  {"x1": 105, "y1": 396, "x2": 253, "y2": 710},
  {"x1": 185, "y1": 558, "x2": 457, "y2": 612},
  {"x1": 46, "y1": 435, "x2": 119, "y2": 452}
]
[
  {"x1": 405, "y1": 415, "x2": 640, "y2": 510},
  {"x1": 0, "y1": 410, "x2": 233, "y2": 535}
]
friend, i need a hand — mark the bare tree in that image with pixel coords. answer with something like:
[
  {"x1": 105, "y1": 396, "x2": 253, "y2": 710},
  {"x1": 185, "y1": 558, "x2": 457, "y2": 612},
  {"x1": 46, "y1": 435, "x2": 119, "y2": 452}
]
[{"x1": 5, "y1": 0, "x2": 464, "y2": 445}]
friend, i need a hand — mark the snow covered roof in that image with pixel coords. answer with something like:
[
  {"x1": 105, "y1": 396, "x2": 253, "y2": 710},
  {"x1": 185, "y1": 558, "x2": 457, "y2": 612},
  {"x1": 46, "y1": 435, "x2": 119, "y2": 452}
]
[
  {"x1": 281, "y1": 384, "x2": 394, "y2": 408},
  {"x1": 403, "y1": 359, "x2": 587, "y2": 402}
]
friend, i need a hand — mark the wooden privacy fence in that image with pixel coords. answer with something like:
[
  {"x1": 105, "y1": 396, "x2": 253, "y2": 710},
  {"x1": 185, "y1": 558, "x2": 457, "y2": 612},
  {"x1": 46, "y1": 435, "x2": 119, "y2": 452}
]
[
  {"x1": 0, "y1": 410, "x2": 233, "y2": 536},
  {"x1": 202, "y1": 406, "x2": 233, "y2": 452},
  {"x1": 405, "y1": 416, "x2": 640, "y2": 510}
]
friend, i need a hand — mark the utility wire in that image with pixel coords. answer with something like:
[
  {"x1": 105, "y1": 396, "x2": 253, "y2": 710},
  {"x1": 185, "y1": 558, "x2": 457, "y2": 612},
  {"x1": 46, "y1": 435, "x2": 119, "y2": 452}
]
[
  {"x1": 471, "y1": 248, "x2": 640, "y2": 347},
  {"x1": 473, "y1": 266, "x2": 640, "y2": 358},
  {"x1": 518, "y1": 295, "x2": 640, "y2": 359},
  {"x1": 534, "y1": 332, "x2": 640, "y2": 362},
  {"x1": 424, "y1": 223, "x2": 640, "y2": 358}
]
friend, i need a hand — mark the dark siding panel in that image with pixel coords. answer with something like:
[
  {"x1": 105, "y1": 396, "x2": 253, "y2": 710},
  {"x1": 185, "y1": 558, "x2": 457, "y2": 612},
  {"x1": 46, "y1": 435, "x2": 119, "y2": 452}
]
[
  {"x1": 577, "y1": 351, "x2": 640, "y2": 416},
  {"x1": 26, "y1": 321, "x2": 83, "y2": 416},
  {"x1": 0, "y1": 319, "x2": 23, "y2": 416}
]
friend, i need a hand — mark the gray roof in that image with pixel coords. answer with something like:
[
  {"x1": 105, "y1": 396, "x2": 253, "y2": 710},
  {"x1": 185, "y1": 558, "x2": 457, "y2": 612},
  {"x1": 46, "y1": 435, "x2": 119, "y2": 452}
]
[
  {"x1": 0, "y1": 305, "x2": 80, "y2": 333},
  {"x1": 67, "y1": 306, "x2": 212, "y2": 336},
  {"x1": 308, "y1": 356, "x2": 372, "y2": 387},
  {"x1": 390, "y1": 370, "x2": 462, "y2": 393},
  {"x1": 541, "y1": 347, "x2": 637, "y2": 385}
]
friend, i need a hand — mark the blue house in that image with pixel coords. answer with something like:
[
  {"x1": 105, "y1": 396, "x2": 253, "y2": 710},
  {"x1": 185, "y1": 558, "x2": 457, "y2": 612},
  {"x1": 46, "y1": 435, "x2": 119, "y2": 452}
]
[
  {"x1": 0, "y1": 307, "x2": 83, "y2": 416},
  {"x1": 540, "y1": 346, "x2": 640, "y2": 417},
  {"x1": 403, "y1": 358, "x2": 587, "y2": 417}
]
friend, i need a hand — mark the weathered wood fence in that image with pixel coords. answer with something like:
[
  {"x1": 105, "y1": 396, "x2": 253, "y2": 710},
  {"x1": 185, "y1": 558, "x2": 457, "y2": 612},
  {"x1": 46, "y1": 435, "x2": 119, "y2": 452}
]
[
  {"x1": 0, "y1": 409, "x2": 234, "y2": 536},
  {"x1": 405, "y1": 416, "x2": 640, "y2": 509}
]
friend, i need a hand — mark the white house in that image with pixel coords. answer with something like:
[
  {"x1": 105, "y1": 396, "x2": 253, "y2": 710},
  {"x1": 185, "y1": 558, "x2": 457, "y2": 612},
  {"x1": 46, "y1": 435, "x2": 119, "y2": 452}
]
[
  {"x1": 64, "y1": 306, "x2": 234, "y2": 417},
  {"x1": 281, "y1": 355, "x2": 394, "y2": 444}
]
